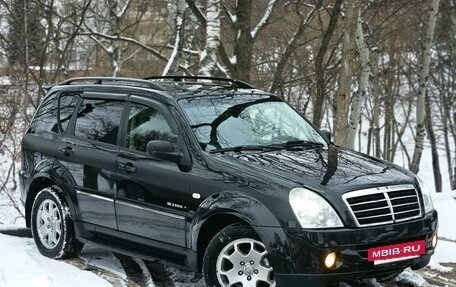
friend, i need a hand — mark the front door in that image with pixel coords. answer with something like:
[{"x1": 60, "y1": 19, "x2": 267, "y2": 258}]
[{"x1": 115, "y1": 96, "x2": 190, "y2": 247}]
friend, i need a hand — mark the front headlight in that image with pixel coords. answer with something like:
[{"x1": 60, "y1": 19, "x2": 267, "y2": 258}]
[
  {"x1": 416, "y1": 175, "x2": 434, "y2": 213},
  {"x1": 289, "y1": 188, "x2": 343, "y2": 228}
]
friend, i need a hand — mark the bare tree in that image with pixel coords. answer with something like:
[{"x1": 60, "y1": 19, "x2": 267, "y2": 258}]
[
  {"x1": 162, "y1": 0, "x2": 186, "y2": 76},
  {"x1": 333, "y1": 0, "x2": 359, "y2": 147},
  {"x1": 346, "y1": 7, "x2": 370, "y2": 149},
  {"x1": 410, "y1": 0, "x2": 440, "y2": 173},
  {"x1": 198, "y1": 0, "x2": 220, "y2": 76},
  {"x1": 312, "y1": 0, "x2": 343, "y2": 128},
  {"x1": 269, "y1": 4, "x2": 320, "y2": 94}
]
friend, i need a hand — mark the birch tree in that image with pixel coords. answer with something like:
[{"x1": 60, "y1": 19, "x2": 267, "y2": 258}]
[
  {"x1": 346, "y1": 8, "x2": 370, "y2": 148},
  {"x1": 198, "y1": 0, "x2": 220, "y2": 76},
  {"x1": 186, "y1": 0, "x2": 278, "y2": 80},
  {"x1": 409, "y1": 0, "x2": 440, "y2": 174},
  {"x1": 333, "y1": 0, "x2": 359, "y2": 147},
  {"x1": 162, "y1": 0, "x2": 186, "y2": 76}
]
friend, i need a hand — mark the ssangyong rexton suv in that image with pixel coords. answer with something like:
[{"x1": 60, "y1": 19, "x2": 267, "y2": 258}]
[{"x1": 20, "y1": 76, "x2": 438, "y2": 287}]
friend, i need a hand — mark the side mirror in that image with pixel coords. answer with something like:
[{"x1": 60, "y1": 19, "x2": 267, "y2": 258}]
[
  {"x1": 146, "y1": 140, "x2": 182, "y2": 162},
  {"x1": 320, "y1": 128, "x2": 331, "y2": 142}
]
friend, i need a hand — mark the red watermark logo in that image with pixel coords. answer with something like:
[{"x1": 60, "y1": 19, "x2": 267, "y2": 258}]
[{"x1": 368, "y1": 240, "x2": 426, "y2": 262}]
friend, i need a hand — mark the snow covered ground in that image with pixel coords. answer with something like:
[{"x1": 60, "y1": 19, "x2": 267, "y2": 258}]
[{"x1": 0, "y1": 233, "x2": 112, "y2": 287}]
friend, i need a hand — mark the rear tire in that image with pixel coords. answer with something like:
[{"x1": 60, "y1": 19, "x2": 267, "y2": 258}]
[
  {"x1": 203, "y1": 224, "x2": 276, "y2": 287},
  {"x1": 31, "y1": 186, "x2": 83, "y2": 259}
]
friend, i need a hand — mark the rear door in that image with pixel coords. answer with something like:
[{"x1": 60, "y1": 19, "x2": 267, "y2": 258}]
[
  {"x1": 57, "y1": 92, "x2": 126, "y2": 229},
  {"x1": 115, "y1": 95, "x2": 190, "y2": 247}
]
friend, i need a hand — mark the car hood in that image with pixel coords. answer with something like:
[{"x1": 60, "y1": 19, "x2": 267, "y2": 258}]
[{"x1": 213, "y1": 145, "x2": 415, "y2": 195}]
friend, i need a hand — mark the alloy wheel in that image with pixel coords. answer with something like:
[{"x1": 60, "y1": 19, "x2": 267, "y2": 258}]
[
  {"x1": 216, "y1": 238, "x2": 276, "y2": 287},
  {"x1": 36, "y1": 199, "x2": 62, "y2": 249}
]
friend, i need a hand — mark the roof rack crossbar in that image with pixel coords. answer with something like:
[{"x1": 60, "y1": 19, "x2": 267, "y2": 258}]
[
  {"x1": 143, "y1": 76, "x2": 255, "y2": 89},
  {"x1": 59, "y1": 77, "x2": 163, "y2": 90}
]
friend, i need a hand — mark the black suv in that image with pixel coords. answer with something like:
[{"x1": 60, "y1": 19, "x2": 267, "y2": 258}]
[{"x1": 20, "y1": 76, "x2": 438, "y2": 287}]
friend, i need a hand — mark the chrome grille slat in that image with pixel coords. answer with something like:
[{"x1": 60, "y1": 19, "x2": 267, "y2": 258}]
[
  {"x1": 349, "y1": 199, "x2": 388, "y2": 206},
  {"x1": 342, "y1": 184, "x2": 422, "y2": 227},
  {"x1": 353, "y1": 206, "x2": 391, "y2": 213}
]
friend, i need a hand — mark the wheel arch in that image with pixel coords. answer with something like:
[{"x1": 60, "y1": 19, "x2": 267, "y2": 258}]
[
  {"x1": 191, "y1": 190, "x2": 282, "y2": 271},
  {"x1": 25, "y1": 167, "x2": 78, "y2": 228}
]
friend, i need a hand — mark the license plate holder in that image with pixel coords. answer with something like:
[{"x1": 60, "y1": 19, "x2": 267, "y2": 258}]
[{"x1": 368, "y1": 240, "x2": 426, "y2": 264}]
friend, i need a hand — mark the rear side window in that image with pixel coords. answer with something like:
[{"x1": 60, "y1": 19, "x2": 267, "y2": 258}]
[
  {"x1": 73, "y1": 99, "x2": 124, "y2": 145},
  {"x1": 29, "y1": 93, "x2": 59, "y2": 134},
  {"x1": 58, "y1": 93, "x2": 80, "y2": 132}
]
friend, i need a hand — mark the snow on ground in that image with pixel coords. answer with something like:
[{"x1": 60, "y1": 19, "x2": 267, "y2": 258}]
[{"x1": 0, "y1": 233, "x2": 111, "y2": 287}]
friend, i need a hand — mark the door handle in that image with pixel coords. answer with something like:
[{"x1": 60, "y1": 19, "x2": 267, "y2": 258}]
[
  {"x1": 58, "y1": 146, "x2": 74, "y2": 156},
  {"x1": 118, "y1": 162, "x2": 137, "y2": 173}
]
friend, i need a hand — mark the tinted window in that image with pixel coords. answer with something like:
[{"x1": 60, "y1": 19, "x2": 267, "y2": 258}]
[
  {"x1": 29, "y1": 93, "x2": 59, "y2": 134},
  {"x1": 74, "y1": 99, "x2": 124, "y2": 145},
  {"x1": 126, "y1": 103, "x2": 175, "y2": 152},
  {"x1": 58, "y1": 93, "x2": 80, "y2": 132},
  {"x1": 179, "y1": 94, "x2": 326, "y2": 151}
]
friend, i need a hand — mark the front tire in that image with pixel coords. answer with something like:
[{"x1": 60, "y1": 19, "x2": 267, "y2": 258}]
[
  {"x1": 31, "y1": 186, "x2": 83, "y2": 259},
  {"x1": 203, "y1": 224, "x2": 276, "y2": 287}
]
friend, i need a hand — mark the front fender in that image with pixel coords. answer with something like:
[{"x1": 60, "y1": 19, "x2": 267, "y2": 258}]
[{"x1": 190, "y1": 190, "x2": 293, "y2": 270}]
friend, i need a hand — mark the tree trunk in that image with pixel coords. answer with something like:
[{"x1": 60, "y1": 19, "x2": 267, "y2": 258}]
[
  {"x1": 163, "y1": 0, "x2": 186, "y2": 76},
  {"x1": 199, "y1": 0, "x2": 220, "y2": 76},
  {"x1": 108, "y1": 0, "x2": 121, "y2": 76},
  {"x1": 424, "y1": 92, "x2": 442, "y2": 192},
  {"x1": 410, "y1": 0, "x2": 440, "y2": 173},
  {"x1": 232, "y1": 0, "x2": 253, "y2": 81},
  {"x1": 333, "y1": 0, "x2": 359, "y2": 147},
  {"x1": 312, "y1": 0, "x2": 343, "y2": 128},
  {"x1": 346, "y1": 8, "x2": 370, "y2": 149},
  {"x1": 370, "y1": 49, "x2": 382, "y2": 158}
]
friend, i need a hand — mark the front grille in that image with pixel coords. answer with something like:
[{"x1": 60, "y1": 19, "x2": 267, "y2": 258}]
[{"x1": 343, "y1": 184, "x2": 422, "y2": 227}]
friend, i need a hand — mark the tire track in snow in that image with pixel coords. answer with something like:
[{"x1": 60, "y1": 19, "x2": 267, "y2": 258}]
[{"x1": 115, "y1": 253, "x2": 155, "y2": 287}]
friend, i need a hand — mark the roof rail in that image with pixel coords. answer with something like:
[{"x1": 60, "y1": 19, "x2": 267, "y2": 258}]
[
  {"x1": 58, "y1": 77, "x2": 163, "y2": 90},
  {"x1": 143, "y1": 76, "x2": 255, "y2": 89}
]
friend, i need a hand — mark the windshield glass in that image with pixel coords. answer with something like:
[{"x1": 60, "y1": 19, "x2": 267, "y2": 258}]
[{"x1": 178, "y1": 94, "x2": 327, "y2": 151}]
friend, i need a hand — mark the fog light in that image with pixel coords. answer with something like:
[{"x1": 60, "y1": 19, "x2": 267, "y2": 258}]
[
  {"x1": 432, "y1": 233, "x2": 438, "y2": 248},
  {"x1": 324, "y1": 252, "x2": 337, "y2": 268}
]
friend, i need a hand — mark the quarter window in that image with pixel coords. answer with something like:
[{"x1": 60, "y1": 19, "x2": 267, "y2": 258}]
[
  {"x1": 29, "y1": 93, "x2": 59, "y2": 134},
  {"x1": 126, "y1": 103, "x2": 175, "y2": 152},
  {"x1": 58, "y1": 93, "x2": 80, "y2": 132},
  {"x1": 74, "y1": 99, "x2": 124, "y2": 145}
]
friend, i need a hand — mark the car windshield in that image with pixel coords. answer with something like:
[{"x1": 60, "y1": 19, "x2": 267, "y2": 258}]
[{"x1": 178, "y1": 94, "x2": 327, "y2": 152}]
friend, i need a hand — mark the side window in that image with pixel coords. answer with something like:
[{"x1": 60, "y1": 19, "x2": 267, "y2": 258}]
[
  {"x1": 74, "y1": 99, "x2": 124, "y2": 145},
  {"x1": 127, "y1": 103, "x2": 175, "y2": 152},
  {"x1": 29, "y1": 93, "x2": 59, "y2": 134},
  {"x1": 58, "y1": 93, "x2": 80, "y2": 133}
]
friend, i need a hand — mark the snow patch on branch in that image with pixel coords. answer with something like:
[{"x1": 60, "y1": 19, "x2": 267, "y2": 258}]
[
  {"x1": 251, "y1": 0, "x2": 277, "y2": 39},
  {"x1": 116, "y1": 0, "x2": 132, "y2": 19}
]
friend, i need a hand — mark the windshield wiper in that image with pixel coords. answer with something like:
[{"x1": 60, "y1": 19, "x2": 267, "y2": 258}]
[
  {"x1": 268, "y1": 140, "x2": 324, "y2": 150},
  {"x1": 209, "y1": 145, "x2": 283, "y2": 154}
]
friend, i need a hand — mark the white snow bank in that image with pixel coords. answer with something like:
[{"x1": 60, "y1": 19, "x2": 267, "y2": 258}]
[
  {"x1": 431, "y1": 240, "x2": 456, "y2": 266},
  {"x1": 395, "y1": 270, "x2": 429, "y2": 286},
  {"x1": 431, "y1": 191, "x2": 456, "y2": 241},
  {"x1": 0, "y1": 234, "x2": 112, "y2": 287}
]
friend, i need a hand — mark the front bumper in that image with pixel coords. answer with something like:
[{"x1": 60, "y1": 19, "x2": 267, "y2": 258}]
[{"x1": 255, "y1": 210, "x2": 438, "y2": 286}]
